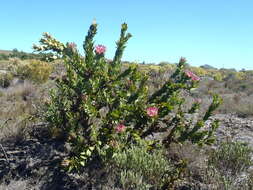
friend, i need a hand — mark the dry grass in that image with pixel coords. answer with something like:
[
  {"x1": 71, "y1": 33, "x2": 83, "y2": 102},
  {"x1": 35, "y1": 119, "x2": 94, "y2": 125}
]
[
  {"x1": 0, "y1": 81, "x2": 50, "y2": 142},
  {"x1": 217, "y1": 93, "x2": 253, "y2": 117}
]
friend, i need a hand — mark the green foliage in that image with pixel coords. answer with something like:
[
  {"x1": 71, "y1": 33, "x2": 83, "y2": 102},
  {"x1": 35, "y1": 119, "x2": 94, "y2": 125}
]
[{"x1": 33, "y1": 22, "x2": 222, "y2": 172}]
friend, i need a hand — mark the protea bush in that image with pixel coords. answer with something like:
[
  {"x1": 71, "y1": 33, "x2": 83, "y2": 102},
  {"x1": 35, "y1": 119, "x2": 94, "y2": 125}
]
[{"x1": 33, "y1": 22, "x2": 222, "y2": 173}]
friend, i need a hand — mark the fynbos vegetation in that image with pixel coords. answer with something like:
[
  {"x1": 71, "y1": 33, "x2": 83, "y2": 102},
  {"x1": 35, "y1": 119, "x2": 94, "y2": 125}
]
[
  {"x1": 32, "y1": 22, "x2": 222, "y2": 188},
  {"x1": 0, "y1": 22, "x2": 252, "y2": 190}
]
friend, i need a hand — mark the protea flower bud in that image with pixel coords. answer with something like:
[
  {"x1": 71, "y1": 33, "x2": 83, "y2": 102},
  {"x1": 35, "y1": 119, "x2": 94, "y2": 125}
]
[
  {"x1": 95, "y1": 45, "x2": 106, "y2": 55},
  {"x1": 115, "y1": 124, "x2": 126, "y2": 133},
  {"x1": 146, "y1": 107, "x2": 158, "y2": 117},
  {"x1": 185, "y1": 70, "x2": 200, "y2": 81},
  {"x1": 179, "y1": 57, "x2": 187, "y2": 64}
]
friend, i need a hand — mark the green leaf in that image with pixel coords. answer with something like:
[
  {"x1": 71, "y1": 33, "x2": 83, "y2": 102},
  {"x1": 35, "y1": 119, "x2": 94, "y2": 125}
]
[
  {"x1": 80, "y1": 161, "x2": 85, "y2": 166},
  {"x1": 80, "y1": 155, "x2": 86, "y2": 159},
  {"x1": 89, "y1": 146, "x2": 95, "y2": 151},
  {"x1": 86, "y1": 149, "x2": 92, "y2": 156}
]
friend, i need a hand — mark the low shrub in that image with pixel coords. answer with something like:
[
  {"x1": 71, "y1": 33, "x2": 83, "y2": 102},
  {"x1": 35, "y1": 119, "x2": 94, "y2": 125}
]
[
  {"x1": 100, "y1": 141, "x2": 177, "y2": 189},
  {"x1": 208, "y1": 141, "x2": 252, "y2": 177},
  {"x1": 206, "y1": 141, "x2": 253, "y2": 189},
  {"x1": 11, "y1": 59, "x2": 52, "y2": 83},
  {"x1": 179, "y1": 141, "x2": 253, "y2": 190},
  {"x1": 0, "y1": 72, "x2": 13, "y2": 88}
]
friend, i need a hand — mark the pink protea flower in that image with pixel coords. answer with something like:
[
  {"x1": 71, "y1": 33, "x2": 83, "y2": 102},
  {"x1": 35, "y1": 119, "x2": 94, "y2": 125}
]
[
  {"x1": 185, "y1": 70, "x2": 200, "y2": 81},
  {"x1": 146, "y1": 107, "x2": 158, "y2": 117},
  {"x1": 67, "y1": 42, "x2": 77, "y2": 53},
  {"x1": 68, "y1": 42, "x2": 77, "y2": 49},
  {"x1": 115, "y1": 124, "x2": 126, "y2": 133},
  {"x1": 95, "y1": 45, "x2": 106, "y2": 55}
]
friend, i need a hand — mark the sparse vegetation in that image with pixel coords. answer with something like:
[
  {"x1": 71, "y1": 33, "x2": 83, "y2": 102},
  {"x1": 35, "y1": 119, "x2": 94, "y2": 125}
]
[
  {"x1": 0, "y1": 22, "x2": 252, "y2": 190},
  {"x1": 204, "y1": 141, "x2": 253, "y2": 190},
  {"x1": 208, "y1": 141, "x2": 252, "y2": 177}
]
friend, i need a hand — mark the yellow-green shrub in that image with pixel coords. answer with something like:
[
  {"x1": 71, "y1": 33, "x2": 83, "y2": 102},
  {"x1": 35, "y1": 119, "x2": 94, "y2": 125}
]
[
  {"x1": 213, "y1": 72, "x2": 223, "y2": 81},
  {"x1": 191, "y1": 66, "x2": 208, "y2": 76},
  {"x1": 15, "y1": 60, "x2": 52, "y2": 83},
  {"x1": 235, "y1": 72, "x2": 247, "y2": 80}
]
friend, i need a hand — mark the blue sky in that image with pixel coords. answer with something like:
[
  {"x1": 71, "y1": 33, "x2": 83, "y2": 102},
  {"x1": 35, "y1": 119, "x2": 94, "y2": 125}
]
[{"x1": 1, "y1": 0, "x2": 253, "y2": 70}]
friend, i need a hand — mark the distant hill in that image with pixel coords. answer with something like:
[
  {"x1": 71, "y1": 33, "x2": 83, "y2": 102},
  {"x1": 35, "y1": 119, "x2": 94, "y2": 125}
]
[
  {"x1": 0, "y1": 50, "x2": 12, "y2": 55},
  {"x1": 0, "y1": 49, "x2": 47, "y2": 60}
]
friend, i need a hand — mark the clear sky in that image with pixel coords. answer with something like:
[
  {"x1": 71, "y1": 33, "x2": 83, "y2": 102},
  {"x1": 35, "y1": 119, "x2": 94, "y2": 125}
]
[{"x1": 1, "y1": 0, "x2": 253, "y2": 70}]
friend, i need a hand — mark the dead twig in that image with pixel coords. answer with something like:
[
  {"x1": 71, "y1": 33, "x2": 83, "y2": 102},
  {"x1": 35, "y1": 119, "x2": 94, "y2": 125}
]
[
  {"x1": 0, "y1": 118, "x2": 12, "y2": 129},
  {"x1": 0, "y1": 143, "x2": 9, "y2": 164}
]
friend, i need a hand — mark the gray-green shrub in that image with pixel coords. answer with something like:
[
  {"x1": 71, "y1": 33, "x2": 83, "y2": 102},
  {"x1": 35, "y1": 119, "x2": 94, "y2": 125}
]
[
  {"x1": 106, "y1": 141, "x2": 176, "y2": 189},
  {"x1": 208, "y1": 141, "x2": 252, "y2": 176}
]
